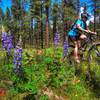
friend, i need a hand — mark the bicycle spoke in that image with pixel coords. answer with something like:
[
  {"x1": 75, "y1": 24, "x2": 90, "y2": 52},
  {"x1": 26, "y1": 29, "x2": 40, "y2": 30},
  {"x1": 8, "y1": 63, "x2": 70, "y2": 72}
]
[
  {"x1": 95, "y1": 46, "x2": 100, "y2": 57},
  {"x1": 88, "y1": 44, "x2": 100, "y2": 77}
]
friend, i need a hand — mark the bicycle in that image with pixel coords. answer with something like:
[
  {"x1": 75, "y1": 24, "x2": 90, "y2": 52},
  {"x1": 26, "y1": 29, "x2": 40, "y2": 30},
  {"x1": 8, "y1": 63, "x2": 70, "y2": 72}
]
[{"x1": 64, "y1": 32, "x2": 100, "y2": 76}]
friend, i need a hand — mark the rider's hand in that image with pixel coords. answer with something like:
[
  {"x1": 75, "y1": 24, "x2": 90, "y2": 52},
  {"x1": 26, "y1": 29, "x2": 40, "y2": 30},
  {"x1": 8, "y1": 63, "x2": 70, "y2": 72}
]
[
  {"x1": 93, "y1": 32, "x2": 97, "y2": 35},
  {"x1": 87, "y1": 30, "x2": 97, "y2": 35},
  {"x1": 87, "y1": 30, "x2": 91, "y2": 33},
  {"x1": 85, "y1": 30, "x2": 89, "y2": 33},
  {"x1": 90, "y1": 31, "x2": 97, "y2": 35}
]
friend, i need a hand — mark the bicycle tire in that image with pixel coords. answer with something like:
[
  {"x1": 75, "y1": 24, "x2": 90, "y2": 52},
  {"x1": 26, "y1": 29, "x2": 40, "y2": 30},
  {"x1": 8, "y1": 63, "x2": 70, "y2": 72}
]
[{"x1": 87, "y1": 42, "x2": 100, "y2": 78}]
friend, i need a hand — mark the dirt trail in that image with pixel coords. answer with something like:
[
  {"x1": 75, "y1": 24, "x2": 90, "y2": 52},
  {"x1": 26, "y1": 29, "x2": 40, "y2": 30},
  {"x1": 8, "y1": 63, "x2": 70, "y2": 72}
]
[{"x1": 42, "y1": 87, "x2": 68, "y2": 100}]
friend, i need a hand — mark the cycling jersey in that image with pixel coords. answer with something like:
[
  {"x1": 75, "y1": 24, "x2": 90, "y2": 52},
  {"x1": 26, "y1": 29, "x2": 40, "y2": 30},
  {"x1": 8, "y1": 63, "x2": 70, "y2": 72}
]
[{"x1": 68, "y1": 19, "x2": 87, "y2": 37}]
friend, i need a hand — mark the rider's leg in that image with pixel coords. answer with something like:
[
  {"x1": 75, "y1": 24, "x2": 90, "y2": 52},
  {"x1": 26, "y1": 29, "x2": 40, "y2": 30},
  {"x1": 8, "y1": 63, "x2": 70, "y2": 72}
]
[
  {"x1": 77, "y1": 40, "x2": 81, "y2": 48},
  {"x1": 80, "y1": 34, "x2": 87, "y2": 40},
  {"x1": 74, "y1": 41, "x2": 80, "y2": 63},
  {"x1": 80, "y1": 34, "x2": 87, "y2": 50}
]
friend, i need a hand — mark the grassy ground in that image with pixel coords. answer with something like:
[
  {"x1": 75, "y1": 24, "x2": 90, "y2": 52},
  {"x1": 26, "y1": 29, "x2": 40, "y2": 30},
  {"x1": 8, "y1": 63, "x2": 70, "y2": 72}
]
[{"x1": 0, "y1": 47, "x2": 100, "y2": 100}]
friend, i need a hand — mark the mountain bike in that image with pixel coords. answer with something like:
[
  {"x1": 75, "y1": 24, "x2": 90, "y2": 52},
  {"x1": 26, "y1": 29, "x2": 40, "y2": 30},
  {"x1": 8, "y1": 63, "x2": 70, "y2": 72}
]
[{"x1": 65, "y1": 32, "x2": 100, "y2": 76}]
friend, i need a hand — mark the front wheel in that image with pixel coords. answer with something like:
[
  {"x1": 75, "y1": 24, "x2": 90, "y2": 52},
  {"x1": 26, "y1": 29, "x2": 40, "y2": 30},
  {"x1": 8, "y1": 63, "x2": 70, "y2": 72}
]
[{"x1": 87, "y1": 43, "x2": 100, "y2": 77}]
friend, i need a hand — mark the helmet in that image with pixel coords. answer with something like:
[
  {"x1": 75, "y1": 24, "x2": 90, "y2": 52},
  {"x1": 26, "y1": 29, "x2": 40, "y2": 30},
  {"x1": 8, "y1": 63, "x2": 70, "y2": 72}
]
[{"x1": 81, "y1": 13, "x2": 88, "y2": 19}]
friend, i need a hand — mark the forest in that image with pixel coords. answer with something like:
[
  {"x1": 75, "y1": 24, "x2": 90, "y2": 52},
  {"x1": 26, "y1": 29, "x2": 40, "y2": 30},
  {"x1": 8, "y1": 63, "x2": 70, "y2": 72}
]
[{"x1": 0, "y1": 0, "x2": 100, "y2": 99}]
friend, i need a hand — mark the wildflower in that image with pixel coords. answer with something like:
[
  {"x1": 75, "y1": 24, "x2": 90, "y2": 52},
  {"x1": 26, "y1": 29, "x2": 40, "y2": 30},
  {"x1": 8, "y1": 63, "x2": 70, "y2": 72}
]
[
  {"x1": 2, "y1": 32, "x2": 13, "y2": 52},
  {"x1": 54, "y1": 32, "x2": 60, "y2": 46},
  {"x1": 13, "y1": 42, "x2": 23, "y2": 76},
  {"x1": 14, "y1": 43, "x2": 22, "y2": 68},
  {"x1": 63, "y1": 41, "x2": 68, "y2": 57}
]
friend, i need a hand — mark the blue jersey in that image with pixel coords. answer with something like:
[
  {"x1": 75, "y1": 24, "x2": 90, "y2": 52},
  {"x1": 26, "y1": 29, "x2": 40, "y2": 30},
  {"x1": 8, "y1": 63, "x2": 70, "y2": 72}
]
[{"x1": 68, "y1": 19, "x2": 87, "y2": 36}]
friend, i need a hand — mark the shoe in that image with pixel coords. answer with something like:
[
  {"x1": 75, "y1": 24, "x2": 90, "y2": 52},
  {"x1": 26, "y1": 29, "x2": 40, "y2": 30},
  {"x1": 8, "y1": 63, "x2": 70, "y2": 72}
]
[
  {"x1": 75, "y1": 57, "x2": 80, "y2": 64},
  {"x1": 76, "y1": 59, "x2": 80, "y2": 64}
]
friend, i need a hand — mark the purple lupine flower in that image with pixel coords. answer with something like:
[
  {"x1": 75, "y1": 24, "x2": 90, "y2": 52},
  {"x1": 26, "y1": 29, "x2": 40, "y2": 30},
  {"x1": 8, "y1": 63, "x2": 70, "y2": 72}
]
[
  {"x1": 54, "y1": 32, "x2": 60, "y2": 47},
  {"x1": 2, "y1": 32, "x2": 7, "y2": 41},
  {"x1": 2, "y1": 32, "x2": 13, "y2": 52},
  {"x1": 2, "y1": 32, "x2": 8, "y2": 49},
  {"x1": 14, "y1": 44, "x2": 22, "y2": 68},
  {"x1": 63, "y1": 41, "x2": 68, "y2": 57},
  {"x1": 13, "y1": 42, "x2": 23, "y2": 76},
  {"x1": 57, "y1": 33, "x2": 60, "y2": 46},
  {"x1": 6, "y1": 34, "x2": 13, "y2": 52}
]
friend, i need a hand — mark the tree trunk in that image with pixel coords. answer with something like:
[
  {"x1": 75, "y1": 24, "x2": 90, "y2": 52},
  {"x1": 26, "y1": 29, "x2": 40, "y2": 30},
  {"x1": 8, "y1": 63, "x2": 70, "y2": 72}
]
[
  {"x1": 45, "y1": 7, "x2": 49, "y2": 48},
  {"x1": 53, "y1": 16, "x2": 57, "y2": 42},
  {"x1": 41, "y1": 3, "x2": 43, "y2": 49}
]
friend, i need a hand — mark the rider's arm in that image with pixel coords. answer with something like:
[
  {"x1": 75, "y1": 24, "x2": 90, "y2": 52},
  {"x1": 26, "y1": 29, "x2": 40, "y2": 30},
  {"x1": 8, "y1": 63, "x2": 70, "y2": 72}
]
[
  {"x1": 77, "y1": 24, "x2": 89, "y2": 33},
  {"x1": 87, "y1": 30, "x2": 97, "y2": 34},
  {"x1": 76, "y1": 19, "x2": 89, "y2": 33},
  {"x1": 86, "y1": 25, "x2": 96, "y2": 34},
  {"x1": 77, "y1": 25, "x2": 96, "y2": 34}
]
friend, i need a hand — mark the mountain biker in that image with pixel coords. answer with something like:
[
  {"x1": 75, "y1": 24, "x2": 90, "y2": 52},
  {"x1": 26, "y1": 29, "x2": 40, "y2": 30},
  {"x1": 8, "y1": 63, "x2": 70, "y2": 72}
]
[{"x1": 67, "y1": 13, "x2": 96, "y2": 63}]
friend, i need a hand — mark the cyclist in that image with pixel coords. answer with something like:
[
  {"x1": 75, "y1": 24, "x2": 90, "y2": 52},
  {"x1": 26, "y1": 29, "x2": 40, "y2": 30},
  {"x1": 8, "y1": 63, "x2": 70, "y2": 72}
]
[{"x1": 68, "y1": 13, "x2": 96, "y2": 63}]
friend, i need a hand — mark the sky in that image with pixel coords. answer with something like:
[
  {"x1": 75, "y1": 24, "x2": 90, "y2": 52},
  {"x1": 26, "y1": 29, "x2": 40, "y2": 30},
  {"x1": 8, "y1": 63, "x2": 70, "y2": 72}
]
[
  {"x1": 0, "y1": 0, "x2": 12, "y2": 15},
  {"x1": 0, "y1": 0, "x2": 99, "y2": 18},
  {"x1": 0, "y1": 0, "x2": 62, "y2": 15},
  {"x1": 0, "y1": 0, "x2": 31, "y2": 15},
  {"x1": 51, "y1": 0, "x2": 62, "y2": 6},
  {"x1": 79, "y1": 0, "x2": 95, "y2": 15},
  {"x1": 23, "y1": 1, "x2": 30, "y2": 12}
]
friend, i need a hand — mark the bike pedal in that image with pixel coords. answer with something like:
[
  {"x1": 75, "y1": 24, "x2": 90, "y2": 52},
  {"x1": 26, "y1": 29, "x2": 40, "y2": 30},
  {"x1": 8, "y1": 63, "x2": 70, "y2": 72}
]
[
  {"x1": 68, "y1": 60, "x2": 72, "y2": 65},
  {"x1": 96, "y1": 52, "x2": 100, "y2": 57},
  {"x1": 81, "y1": 57, "x2": 86, "y2": 61}
]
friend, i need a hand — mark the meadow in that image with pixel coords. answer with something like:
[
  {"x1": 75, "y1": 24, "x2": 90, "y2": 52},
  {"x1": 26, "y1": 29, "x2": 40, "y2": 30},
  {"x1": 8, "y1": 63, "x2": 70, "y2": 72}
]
[{"x1": 0, "y1": 47, "x2": 100, "y2": 100}]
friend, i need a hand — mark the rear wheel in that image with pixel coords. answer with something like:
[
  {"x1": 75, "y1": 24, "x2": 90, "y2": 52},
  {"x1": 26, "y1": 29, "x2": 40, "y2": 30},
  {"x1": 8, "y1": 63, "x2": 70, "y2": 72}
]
[{"x1": 87, "y1": 43, "x2": 100, "y2": 78}]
